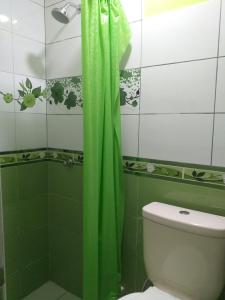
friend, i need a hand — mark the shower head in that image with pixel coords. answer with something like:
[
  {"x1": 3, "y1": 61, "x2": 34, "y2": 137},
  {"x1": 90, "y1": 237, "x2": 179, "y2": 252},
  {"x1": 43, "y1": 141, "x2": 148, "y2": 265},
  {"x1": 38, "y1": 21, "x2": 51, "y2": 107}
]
[{"x1": 51, "y1": 2, "x2": 81, "y2": 24}]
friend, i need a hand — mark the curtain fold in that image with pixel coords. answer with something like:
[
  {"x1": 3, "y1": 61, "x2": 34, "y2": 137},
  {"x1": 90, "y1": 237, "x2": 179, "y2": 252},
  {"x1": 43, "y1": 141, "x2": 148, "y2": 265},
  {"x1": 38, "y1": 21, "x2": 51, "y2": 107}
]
[{"x1": 82, "y1": 1, "x2": 131, "y2": 299}]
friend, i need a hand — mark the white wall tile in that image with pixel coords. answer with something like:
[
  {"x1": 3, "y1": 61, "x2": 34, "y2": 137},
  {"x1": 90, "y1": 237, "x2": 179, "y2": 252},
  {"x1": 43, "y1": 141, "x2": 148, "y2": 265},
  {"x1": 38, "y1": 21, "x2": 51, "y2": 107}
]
[
  {"x1": 14, "y1": 75, "x2": 46, "y2": 114},
  {"x1": 45, "y1": 0, "x2": 62, "y2": 7},
  {"x1": 0, "y1": 112, "x2": 15, "y2": 151},
  {"x1": 212, "y1": 114, "x2": 225, "y2": 167},
  {"x1": 142, "y1": 0, "x2": 220, "y2": 67},
  {"x1": 47, "y1": 115, "x2": 83, "y2": 150},
  {"x1": 31, "y1": 0, "x2": 45, "y2": 6},
  {"x1": 121, "y1": 21, "x2": 141, "y2": 70},
  {"x1": 216, "y1": 58, "x2": 225, "y2": 112},
  {"x1": 13, "y1": 35, "x2": 46, "y2": 79},
  {"x1": 45, "y1": 0, "x2": 81, "y2": 44},
  {"x1": 141, "y1": 59, "x2": 217, "y2": 113},
  {"x1": 0, "y1": 0, "x2": 12, "y2": 31},
  {"x1": 139, "y1": 114, "x2": 213, "y2": 164},
  {"x1": 0, "y1": 71, "x2": 15, "y2": 112},
  {"x1": 12, "y1": 0, "x2": 45, "y2": 43},
  {"x1": 15, "y1": 113, "x2": 47, "y2": 149},
  {"x1": 219, "y1": 0, "x2": 225, "y2": 56},
  {"x1": 47, "y1": 100, "x2": 83, "y2": 115},
  {"x1": 121, "y1": 115, "x2": 139, "y2": 157},
  {"x1": 0, "y1": 29, "x2": 13, "y2": 73},
  {"x1": 46, "y1": 37, "x2": 81, "y2": 79},
  {"x1": 121, "y1": 0, "x2": 142, "y2": 23}
]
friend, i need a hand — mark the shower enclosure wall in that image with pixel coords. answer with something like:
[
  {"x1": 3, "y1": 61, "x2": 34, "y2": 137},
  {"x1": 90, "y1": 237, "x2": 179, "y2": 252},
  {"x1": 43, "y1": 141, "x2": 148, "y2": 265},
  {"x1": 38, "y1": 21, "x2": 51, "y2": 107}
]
[
  {"x1": 0, "y1": 0, "x2": 83, "y2": 299},
  {"x1": 1, "y1": 0, "x2": 225, "y2": 299}
]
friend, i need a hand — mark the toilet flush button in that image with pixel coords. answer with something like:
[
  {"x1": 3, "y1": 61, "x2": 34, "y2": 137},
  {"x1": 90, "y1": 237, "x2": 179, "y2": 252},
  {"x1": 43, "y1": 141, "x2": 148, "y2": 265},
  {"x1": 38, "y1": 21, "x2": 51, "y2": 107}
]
[{"x1": 179, "y1": 210, "x2": 190, "y2": 215}]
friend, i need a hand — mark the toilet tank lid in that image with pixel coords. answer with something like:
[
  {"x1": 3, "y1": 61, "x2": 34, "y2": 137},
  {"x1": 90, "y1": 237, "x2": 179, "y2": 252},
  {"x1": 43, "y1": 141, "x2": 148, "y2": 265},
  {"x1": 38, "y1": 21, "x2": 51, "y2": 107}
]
[{"x1": 142, "y1": 202, "x2": 225, "y2": 238}]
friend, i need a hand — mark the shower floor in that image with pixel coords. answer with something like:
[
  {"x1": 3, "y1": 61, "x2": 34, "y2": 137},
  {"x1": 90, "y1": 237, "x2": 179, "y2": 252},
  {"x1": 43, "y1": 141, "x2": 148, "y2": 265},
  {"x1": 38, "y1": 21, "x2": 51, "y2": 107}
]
[{"x1": 22, "y1": 281, "x2": 81, "y2": 300}]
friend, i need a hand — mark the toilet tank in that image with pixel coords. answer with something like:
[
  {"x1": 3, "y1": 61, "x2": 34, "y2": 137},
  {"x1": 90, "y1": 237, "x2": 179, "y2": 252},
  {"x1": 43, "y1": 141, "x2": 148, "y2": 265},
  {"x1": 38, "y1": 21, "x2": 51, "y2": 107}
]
[{"x1": 143, "y1": 202, "x2": 225, "y2": 300}]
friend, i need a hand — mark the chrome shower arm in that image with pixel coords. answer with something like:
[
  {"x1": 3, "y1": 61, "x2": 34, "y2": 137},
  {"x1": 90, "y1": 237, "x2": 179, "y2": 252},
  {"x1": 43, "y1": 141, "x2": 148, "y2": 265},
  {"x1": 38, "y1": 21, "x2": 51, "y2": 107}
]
[{"x1": 67, "y1": 2, "x2": 81, "y2": 12}]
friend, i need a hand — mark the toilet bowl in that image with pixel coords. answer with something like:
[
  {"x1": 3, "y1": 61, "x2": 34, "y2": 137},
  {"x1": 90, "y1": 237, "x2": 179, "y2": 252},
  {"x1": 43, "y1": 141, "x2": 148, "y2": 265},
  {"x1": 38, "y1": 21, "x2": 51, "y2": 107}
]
[
  {"x1": 119, "y1": 202, "x2": 225, "y2": 300},
  {"x1": 120, "y1": 287, "x2": 180, "y2": 300}
]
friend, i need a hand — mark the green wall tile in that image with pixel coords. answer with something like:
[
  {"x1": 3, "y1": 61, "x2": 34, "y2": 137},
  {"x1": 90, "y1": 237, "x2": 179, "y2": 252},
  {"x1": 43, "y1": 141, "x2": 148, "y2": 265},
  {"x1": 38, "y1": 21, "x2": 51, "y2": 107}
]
[
  {"x1": 49, "y1": 226, "x2": 82, "y2": 297},
  {"x1": 1, "y1": 162, "x2": 49, "y2": 300},
  {"x1": 123, "y1": 174, "x2": 139, "y2": 219},
  {"x1": 21, "y1": 258, "x2": 49, "y2": 298},
  {"x1": 48, "y1": 162, "x2": 83, "y2": 298},
  {"x1": 18, "y1": 163, "x2": 48, "y2": 201},
  {"x1": 122, "y1": 174, "x2": 139, "y2": 295},
  {"x1": 48, "y1": 162, "x2": 83, "y2": 201},
  {"x1": 121, "y1": 217, "x2": 138, "y2": 295},
  {"x1": 20, "y1": 227, "x2": 48, "y2": 267},
  {"x1": 1, "y1": 167, "x2": 19, "y2": 205},
  {"x1": 6, "y1": 272, "x2": 22, "y2": 300},
  {"x1": 19, "y1": 195, "x2": 48, "y2": 233},
  {"x1": 48, "y1": 195, "x2": 82, "y2": 234},
  {"x1": 138, "y1": 175, "x2": 225, "y2": 217},
  {"x1": 135, "y1": 218, "x2": 147, "y2": 292}
]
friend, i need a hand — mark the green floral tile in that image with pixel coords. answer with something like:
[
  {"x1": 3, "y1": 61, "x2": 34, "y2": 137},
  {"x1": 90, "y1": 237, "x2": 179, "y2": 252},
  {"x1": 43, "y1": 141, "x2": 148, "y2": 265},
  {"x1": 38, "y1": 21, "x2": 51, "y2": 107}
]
[
  {"x1": 184, "y1": 168, "x2": 225, "y2": 186},
  {"x1": 0, "y1": 155, "x2": 17, "y2": 165},
  {"x1": 16, "y1": 151, "x2": 47, "y2": 163},
  {"x1": 46, "y1": 68, "x2": 141, "y2": 113},
  {"x1": 123, "y1": 160, "x2": 182, "y2": 179},
  {"x1": 47, "y1": 149, "x2": 83, "y2": 166},
  {"x1": 46, "y1": 76, "x2": 82, "y2": 113},
  {"x1": 120, "y1": 69, "x2": 141, "y2": 112}
]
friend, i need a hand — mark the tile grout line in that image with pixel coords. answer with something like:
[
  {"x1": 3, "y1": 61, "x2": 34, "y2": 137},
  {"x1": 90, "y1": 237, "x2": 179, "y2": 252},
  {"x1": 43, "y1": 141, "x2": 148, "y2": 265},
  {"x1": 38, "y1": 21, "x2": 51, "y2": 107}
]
[
  {"x1": 141, "y1": 56, "x2": 221, "y2": 69},
  {"x1": 137, "y1": 4, "x2": 143, "y2": 160},
  {"x1": 44, "y1": 0, "x2": 49, "y2": 150},
  {"x1": 11, "y1": 0, "x2": 17, "y2": 161},
  {"x1": 134, "y1": 0, "x2": 143, "y2": 289},
  {"x1": 0, "y1": 26, "x2": 45, "y2": 46},
  {"x1": 210, "y1": 0, "x2": 223, "y2": 165}
]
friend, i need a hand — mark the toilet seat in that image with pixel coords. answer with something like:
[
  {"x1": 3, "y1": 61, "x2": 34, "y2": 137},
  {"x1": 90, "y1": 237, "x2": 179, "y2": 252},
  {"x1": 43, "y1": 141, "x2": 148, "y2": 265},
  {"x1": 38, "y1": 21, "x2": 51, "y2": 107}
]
[{"x1": 119, "y1": 287, "x2": 180, "y2": 300}]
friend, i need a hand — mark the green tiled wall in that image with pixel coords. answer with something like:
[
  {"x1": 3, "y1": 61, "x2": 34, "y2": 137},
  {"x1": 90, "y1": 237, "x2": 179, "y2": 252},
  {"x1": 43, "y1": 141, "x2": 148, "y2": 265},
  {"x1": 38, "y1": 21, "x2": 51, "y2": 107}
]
[
  {"x1": 1, "y1": 163, "x2": 48, "y2": 300},
  {"x1": 1, "y1": 162, "x2": 83, "y2": 300},
  {"x1": 1, "y1": 161, "x2": 225, "y2": 299},
  {"x1": 48, "y1": 162, "x2": 83, "y2": 298}
]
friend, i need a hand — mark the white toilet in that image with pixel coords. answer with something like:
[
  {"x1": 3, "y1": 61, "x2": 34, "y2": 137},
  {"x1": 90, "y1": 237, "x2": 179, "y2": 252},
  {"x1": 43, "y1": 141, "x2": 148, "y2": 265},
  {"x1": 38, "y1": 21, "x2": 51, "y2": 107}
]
[{"x1": 120, "y1": 202, "x2": 225, "y2": 300}]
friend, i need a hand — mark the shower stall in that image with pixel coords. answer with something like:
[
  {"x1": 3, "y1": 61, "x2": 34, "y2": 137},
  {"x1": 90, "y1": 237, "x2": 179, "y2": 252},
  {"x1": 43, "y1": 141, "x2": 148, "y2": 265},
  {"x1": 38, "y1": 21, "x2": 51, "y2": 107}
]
[
  {"x1": 1, "y1": 0, "x2": 225, "y2": 299},
  {"x1": 0, "y1": 0, "x2": 83, "y2": 299}
]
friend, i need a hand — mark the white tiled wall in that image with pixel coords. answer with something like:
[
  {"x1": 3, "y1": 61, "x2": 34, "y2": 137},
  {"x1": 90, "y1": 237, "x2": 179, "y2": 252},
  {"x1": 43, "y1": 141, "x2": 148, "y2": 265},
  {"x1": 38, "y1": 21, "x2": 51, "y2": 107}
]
[
  {"x1": 122, "y1": 0, "x2": 225, "y2": 167},
  {"x1": 0, "y1": 0, "x2": 46, "y2": 151},
  {"x1": 212, "y1": 115, "x2": 225, "y2": 166},
  {"x1": 139, "y1": 114, "x2": 213, "y2": 165},
  {"x1": 142, "y1": 0, "x2": 220, "y2": 66},
  {"x1": 47, "y1": 115, "x2": 83, "y2": 150},
  {"x1": 45, "y1": 0, "x2": 142, "y2": 153},
  {"x1": 45, "y1": 5, "x2": 82, "y2": 149},
  {"x1": 44, "y1": 0, "x2": 225, "y2": 167}
]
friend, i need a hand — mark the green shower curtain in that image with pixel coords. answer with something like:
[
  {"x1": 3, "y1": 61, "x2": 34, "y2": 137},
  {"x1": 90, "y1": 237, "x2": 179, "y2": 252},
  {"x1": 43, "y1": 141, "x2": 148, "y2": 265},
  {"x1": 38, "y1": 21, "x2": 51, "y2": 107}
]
[{"x1": 82, "y1": 1, "x2": 131, "y2": 300}]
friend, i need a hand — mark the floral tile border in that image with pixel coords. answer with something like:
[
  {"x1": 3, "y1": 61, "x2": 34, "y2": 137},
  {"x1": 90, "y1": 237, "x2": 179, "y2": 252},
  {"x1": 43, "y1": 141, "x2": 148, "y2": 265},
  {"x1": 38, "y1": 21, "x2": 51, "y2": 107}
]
[
  {"x1": 46, "y1": 76, "x2": 83, "y2": 112},
  {"x1": 46, "y1": 68, "x2": 141, "y2": 113},
  {"x1": 120, "y1": 68, "x2": 141, "y2": 113},
  {"x1": 123, "y1": 158, "x2": 225, "y2": 188},
  {"x1": 47, "y1": 149, "x2": 83, "y2": 165},
  {"x1": 0, "y1": 149, "x2": 48, "y2": 167},
  {"x1": 0, "y1": 149, "x2": 84, "y2": 168},
  {"x1": 123, "y1": 159, "x2": 183, "y2": 179},
  {"x1": 0, "y1": 149, "x2": 224, "y2": 188},
  {"x1": 183, "y1": 167, "x2": 225, "y2": 185}
]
